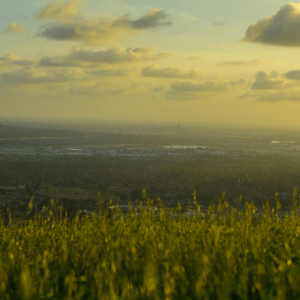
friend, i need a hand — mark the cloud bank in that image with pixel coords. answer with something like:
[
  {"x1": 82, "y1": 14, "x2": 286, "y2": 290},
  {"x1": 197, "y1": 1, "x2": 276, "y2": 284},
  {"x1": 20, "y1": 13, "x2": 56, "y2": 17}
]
[
  {"x1": 39, "y1": 47, "x2": 171, "y2": 67},
  {"x1": 242, "y1": 2, "x2": 300, "y2": 47},
  {"x1": 0, "y1": 67, "x2": 85, "y2": 85},
  {"x1": 251, "y1": 71, "x2": 291, "y2": 90},
  {"x1": 88, "y1": 67, "x2": 138, "y2": 77},
  {"x1": 36, "y1": 1, "x2": 172, "y2": 46},
  {"x1": 166, "y1": 79, "x2": 246, "y2": 101},
  {"x1": 218, "y1": 58, "x2": 263, "y2": 66},
  {"x1": 170, "y1": 79, "x2": 245, "y2": 93},
  {"x1": 141, "y1": 65, "x2": 204, "y2": 78},
  {"x1": 0, "y1": 54, "x2": 34, "y2": 71},
  {"x1": 255, "y1": 92, "x2": 300, "y2": 102}
]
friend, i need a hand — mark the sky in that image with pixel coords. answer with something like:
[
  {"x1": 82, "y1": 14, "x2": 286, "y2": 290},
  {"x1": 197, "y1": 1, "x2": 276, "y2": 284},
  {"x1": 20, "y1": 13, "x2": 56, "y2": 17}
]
[{"x1": 2, "y1": 0, "x2": 300, "y2": 127}]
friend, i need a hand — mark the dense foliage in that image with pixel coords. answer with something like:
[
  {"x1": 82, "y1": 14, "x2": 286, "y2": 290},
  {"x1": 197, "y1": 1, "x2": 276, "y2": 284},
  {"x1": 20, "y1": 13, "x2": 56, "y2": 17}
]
[
  {"x1": 1, "y1": 153, "x2": 300, "y2": 208},
  {"x1": 0, "y1": 202, "x2": 300, "y2": 300}
]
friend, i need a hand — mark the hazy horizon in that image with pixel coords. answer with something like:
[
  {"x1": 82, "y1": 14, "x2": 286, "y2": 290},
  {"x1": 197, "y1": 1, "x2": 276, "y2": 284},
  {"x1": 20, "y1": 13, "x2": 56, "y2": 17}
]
[{"x1": 3, "y1": 115, "x2": 300, "y2": 133}]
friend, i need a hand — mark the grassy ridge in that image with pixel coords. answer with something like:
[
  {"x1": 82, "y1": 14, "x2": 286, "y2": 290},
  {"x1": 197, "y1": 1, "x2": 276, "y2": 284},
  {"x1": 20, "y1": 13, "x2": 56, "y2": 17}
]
[{"x1": 0, "y1": 202, "x2": 300, "y2": 300}]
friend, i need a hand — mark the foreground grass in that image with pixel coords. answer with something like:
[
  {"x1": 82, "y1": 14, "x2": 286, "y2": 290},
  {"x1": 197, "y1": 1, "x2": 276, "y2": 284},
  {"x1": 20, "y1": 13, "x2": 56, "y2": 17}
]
[{"x1": 0, "y1": 202, "x2": 300, "y2": 300}]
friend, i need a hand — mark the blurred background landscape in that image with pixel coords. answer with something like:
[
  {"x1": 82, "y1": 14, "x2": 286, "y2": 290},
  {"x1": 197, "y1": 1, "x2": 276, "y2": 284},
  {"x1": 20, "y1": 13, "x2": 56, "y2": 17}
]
[{"x1": 1, "y1": 117, "x2": 300, "y2": 222}]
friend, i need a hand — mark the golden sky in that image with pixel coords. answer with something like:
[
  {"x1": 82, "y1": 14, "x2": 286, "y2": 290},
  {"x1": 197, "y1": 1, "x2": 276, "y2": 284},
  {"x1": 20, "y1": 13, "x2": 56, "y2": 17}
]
[{"x1": 2, "y1": 0, "x2": 300, "y2": 126}]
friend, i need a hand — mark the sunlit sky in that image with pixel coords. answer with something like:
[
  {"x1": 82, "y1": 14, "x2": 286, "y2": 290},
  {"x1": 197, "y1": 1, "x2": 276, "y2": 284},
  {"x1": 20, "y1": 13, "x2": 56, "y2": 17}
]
[{"x1": 2, "y1": 0, "x2": 300, "y2": 126}]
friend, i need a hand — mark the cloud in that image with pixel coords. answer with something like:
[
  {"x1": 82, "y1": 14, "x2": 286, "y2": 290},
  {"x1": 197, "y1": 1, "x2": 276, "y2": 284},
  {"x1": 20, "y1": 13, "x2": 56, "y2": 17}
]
[
  {"x1": 141, "y1": 65, "x2": 204, "y2": 78},
  {"x1": 284, "y1": 69, "x2": 300, "y2": 80},
  {"x1": 68, "y1": 80, "x2": 138, "y2": 96},
  {"x1": 239, "y1": 92, "x2": 252, "y2": 99},
  {"x1": 255, "y1": 91, "x2": 300, "y2": 102},
  {"x1": 0, "y1": 52, "x2": 138, "y2": 90},
  {"x1": 0, "y1": 67, "x2": 85, "y2": 85},
  {"x1": 236, "y1": 90, "x2": 300, "y2": 102},
  {"x1": 213, "y1": 21, "x2": 225, "y2": 26},
  {"x1": 170, "y1": 79, "x2": 245, "y2": 92},
  {"x1": 242, "y1": 2, "x2": 300, "y2": 47},
  {"x1": 35, "y1": 0, "x2": 85, "y2": 21},
  {"x1": 151, "y1": 86, "x2": 164, "y2": 92},
  {"x1": 177, "y1": 12, "x2": 200, "y2": 22},
  {"x1": 110, "y1": 87, "x2": 132, "y2": 94},
  {"x1": 0, "y1": 54, "x2": 28, "y2": 64},
  {"x1": 3, "y1": 22, "x2": 25, "y2": 33},
  {"x1": 217, "y1": 58, "x2": 263, "y2": 66},
  {"x1": 251, "y1": 71, "x2": 292, "y2": 90},
  {"x1": 88, "y1": 67, "x2": 138, "y2": 77},
  {"x1": 166, "y1": 79, "x2": 246, "y2": 101},
  {"x1": 39, "y1": 47, "x2": 172, "y2": 67},
  {"x1": 68, "y1": 82, "x2": 98, "y2": 96},
  {"x1": 112, "y1": 8, "x2": 171, "y2": 29},
  {"x1": 186, "y1": 54, "x2": 202, "y2": 61},
  {"x1": 36, "y1": 2, "x2": 172, "y2": 46},
  {"x1": 0, "y1": 54, "x2": 34, "y2": 71}
]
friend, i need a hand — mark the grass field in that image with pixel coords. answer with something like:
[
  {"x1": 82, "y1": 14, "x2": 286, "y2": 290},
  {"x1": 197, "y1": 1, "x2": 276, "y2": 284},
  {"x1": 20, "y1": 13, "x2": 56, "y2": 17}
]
[{"x1": 0, "y1": 200, "x2": 300, "y2": 300}]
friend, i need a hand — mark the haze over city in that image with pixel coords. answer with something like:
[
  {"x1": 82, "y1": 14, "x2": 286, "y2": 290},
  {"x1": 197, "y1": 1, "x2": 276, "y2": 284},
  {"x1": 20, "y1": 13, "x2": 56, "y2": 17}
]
[{"x1": 2, "y1": 0, "x2": 300, "y2": 127}]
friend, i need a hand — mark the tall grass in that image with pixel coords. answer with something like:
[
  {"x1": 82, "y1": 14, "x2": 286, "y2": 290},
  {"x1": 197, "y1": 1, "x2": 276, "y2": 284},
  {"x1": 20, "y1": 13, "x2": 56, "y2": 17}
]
[{"x1": 0, "y1": 201, "x2": 300, "y2": 300}]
